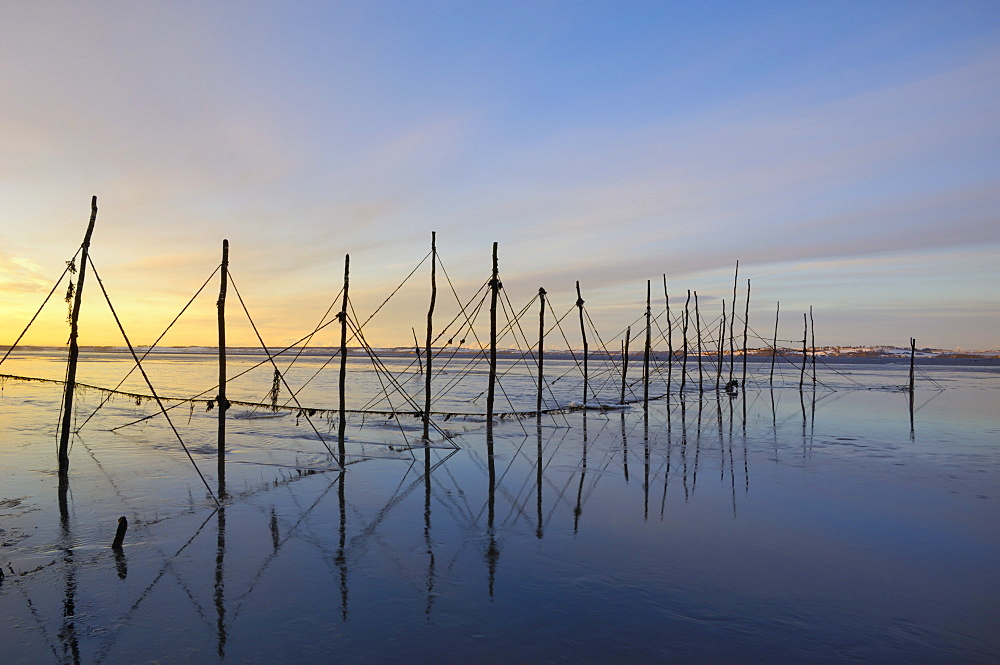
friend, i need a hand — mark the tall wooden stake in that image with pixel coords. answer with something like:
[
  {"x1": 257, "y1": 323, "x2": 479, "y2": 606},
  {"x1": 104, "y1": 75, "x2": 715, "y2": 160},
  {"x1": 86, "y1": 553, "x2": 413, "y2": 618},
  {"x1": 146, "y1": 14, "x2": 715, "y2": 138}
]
[
  {"x1": 809, "y1": 305, "x2": 816, "y2": 386},
  {"x1": 799, "y1": 313, "x2": 808, "y2": 391},
  {"x1": 536, "y1": 287, "x2": 546, "y2": 418},
  {"x1": 423, "y1": 233, "x2": 436, "y2": 440},
  {"x1": 217, "y1": 239, "x2": 229, "y2": 498},
  {"x1": 620, "y1": 326, "x2": 631, "y2": 405},
  {"x1": 908, "y1": 337, "x2": 916, "y2": 394},
  {"x1": 642, "y1": 281, "x2": 651, "y2": 412},
  {"x1": 742, "y1": 279, "x2": 750, "y2": 390},
  {"x1": 729, "y1": 260, "x2": 739, "y2": 384},
  {"x1": 58, "y1": 196, "x2": 98, "y2": 478},
  {"x1": 663, "y1": 275, "x2": 672, "y2": 394},
  {"x1": 576, "y1": 281, "x2": 588, "y2": 406},
  {"x1": 680, "y1": 290, "x2": 690, "y2": 393},
  {"x1": 770, "y1": 301, "x2": 780, "y2": 384},
  {"x1": 717, "y1": 301, "x2": 725, "y2": 392},
  {"x1": 486, "y1": 243, "x2": 499, "y2": 437},
  {"x1": 337, "y1": 254, "x2": 350, "y2": 457},
  {"x1": 694, "y1": 292, "x2": 703, "y2": 393}
]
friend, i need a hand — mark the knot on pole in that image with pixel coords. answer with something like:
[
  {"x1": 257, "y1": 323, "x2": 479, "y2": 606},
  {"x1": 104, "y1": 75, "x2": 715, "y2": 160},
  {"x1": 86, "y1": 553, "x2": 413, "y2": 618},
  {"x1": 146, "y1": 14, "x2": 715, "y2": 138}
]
[
  {"x1": 489, "y1": 278, "x2": 502, "y2": 290},
  {"x1": 576, "y1": 297, "x2": 584, "y2": 307},
  {"x1": 538, "y1": 287, "x2": 547, "y2": 296}
]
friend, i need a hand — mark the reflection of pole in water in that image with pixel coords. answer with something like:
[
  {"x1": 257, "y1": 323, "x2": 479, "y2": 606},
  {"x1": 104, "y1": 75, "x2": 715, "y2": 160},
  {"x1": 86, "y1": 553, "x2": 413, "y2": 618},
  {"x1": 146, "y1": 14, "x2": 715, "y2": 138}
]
[
  {"x1": 486, "y1": 441, "x2": 499, "y2": 597},
  {"x1": 574, "y1": 413, "x2": 588, "y2": 532},
  {"x1": 643, "y1": 411, "x2": 650, "y2": 519},
  {"x1": 660, "y1": 406, "x2": 672, "y2": 518},
  {"x1": 60, "y1": 502, "x2": 80, "y2": 665},
  {"x1": 536, "y1": 423, "x2": 544, "y2": 539},
  {"x1": 424, "y1": 446, "x2": 436, "y2": 620},
  {"x1": 215, "y1": 506, "x2": 227, "y2": 659},
  {"x1": 336, "y1": 471, "x2": 348, "y2": 620},
  {"x1": 680, "y1": 402, "x2": 689, "y2": 503},
  {"x1": 270, "y1": 507, "x2": 280, "y2": 552},
  {"x1": 620, "y1": 412, "x2": 629, "y2": 483}
]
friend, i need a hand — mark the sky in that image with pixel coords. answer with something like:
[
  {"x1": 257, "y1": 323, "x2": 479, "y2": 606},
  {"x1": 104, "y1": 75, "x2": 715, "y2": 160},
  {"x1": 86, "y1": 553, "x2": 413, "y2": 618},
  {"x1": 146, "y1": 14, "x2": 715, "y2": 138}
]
[{"x1": 2, "y1": 1, "x2": 999, "y2": 351}]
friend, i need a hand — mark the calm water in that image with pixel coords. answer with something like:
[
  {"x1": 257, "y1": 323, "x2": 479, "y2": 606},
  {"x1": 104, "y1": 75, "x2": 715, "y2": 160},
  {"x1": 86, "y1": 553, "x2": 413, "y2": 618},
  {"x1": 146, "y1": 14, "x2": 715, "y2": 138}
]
[{"x1": 1, "y1": 351, "x2": 998, "y2": 663}]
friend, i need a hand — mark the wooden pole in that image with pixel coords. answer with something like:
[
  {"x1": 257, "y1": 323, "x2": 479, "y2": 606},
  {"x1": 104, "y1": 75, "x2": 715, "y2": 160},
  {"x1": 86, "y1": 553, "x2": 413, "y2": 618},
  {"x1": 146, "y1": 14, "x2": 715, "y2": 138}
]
[
  {"x1": 799, "y1": 313, "x2": 807, "y2": 391},
  {"x1": 716, "y1": 301, "x2": 726, "y2": 392},
  {"x1": 909, "y1": 337, "x2": 916, "y2": 394},
  {"x1": 217, "y1": 239, "x2": 229, "y2": 499},
  {"x1": 337, "y1": 254, "x2": 350, "y2": 456},
  {"x1": 729, "y1": 260, "x2": 738, "y2": 384},
  {"x1": 680, "y1": 290, "x2": 690, "y2": 393},
  {"x1": 694, "y1": 292, "x2": 703, "y2": 393},
  {"x1": 663, "y1": 275, "x2": 672, "y2": 394},
  {"x1": 58, "y1": 196, "x2": 98, "y2": 478},
  {"x1": 423, "y1": 233, "x2": 436, "y2": 440},
  {"x1": 742, "y1": 279, "x2": 750, "y2": 390},
  {"x1": 809, "y1": 305, "x2": 816, "y2": 386},
  {"x1": 576, "y1": 281, "x2": 588, "y2": 406},
  {"x1": 536, "y1": 287, "x2": 546, "y2": 417},
  {"x1": 486, "y1": 243, "x2": 499, "y2": 433},
  {"x1": 620, "y1": 325, "x2": 631, "y2": 405},
  {"x1": 643, "y1": 281, "x2": 651, "y2": 411},
  {"x1": 770, "y1": 301, "x2": 779, "y2": 384}
]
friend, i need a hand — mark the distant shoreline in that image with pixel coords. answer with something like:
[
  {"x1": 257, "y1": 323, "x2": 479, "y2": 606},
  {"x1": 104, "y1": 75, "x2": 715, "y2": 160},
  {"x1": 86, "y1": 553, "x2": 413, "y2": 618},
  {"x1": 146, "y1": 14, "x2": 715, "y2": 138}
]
[{"x1": 3, "y1": 345, "x2": 998, "y2": 366}]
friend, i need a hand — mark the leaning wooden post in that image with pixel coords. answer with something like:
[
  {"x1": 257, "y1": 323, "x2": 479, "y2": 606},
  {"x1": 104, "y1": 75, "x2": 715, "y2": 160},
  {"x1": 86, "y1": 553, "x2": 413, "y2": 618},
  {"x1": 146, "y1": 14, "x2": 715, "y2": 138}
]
[
  {"x1": 337, "y1": 254, "x2": 350, "y2": 457},
  {"x1": 729, "y1": 260, "x2": 739, "y2": 384},
  {"x1": 486, "y1": 243, "x2": 499, "y2": 436},
  {"x1": 799, "y1": 313, "x2": 808, "y2": 391},
  {"x1": 716, "y1": 301, "x2": 726, "y2": 392},
  {"x1": 694, "y1": 292, "x2": 703, "y2": 393},
  {"x1": 576, "y1": 281, "x2": 588, "y2": 406},
  {"x1": 217, "y1": 239, "x2": 229, "y2": 498},
  {"x1": 680, "y1": 290, "x2": 690, "y2": 393},
  {"x1": 422, "y1": 233, "x2": 436, "y2": 440},
  {"x1": 770, "y1": 301, "x2": 780, "y2": 384},
  {"x1": 620, "y1": 325, "x2": 631, "y2": 405},
  {"x1": 58, "y1": 195, "x2": 98, "y2": 478},
  {"x1": 742, "y1": 279, "x2": 750, "y2": 390},
  {"x1": 809, "y1": 305, "x2": 816, "y2": 386},
  {"x1": 536, "y1": 287, "x2": 546, "y2": 418},
  {"x1": 663, "y1": 275, "x2": 672, "y2": 394},
  {"x1": 642, "y1": 281, "x2": 651, "y2": 411},
  {"x1": 908, "y1": 337, "x2": 916, "y2": 394}
]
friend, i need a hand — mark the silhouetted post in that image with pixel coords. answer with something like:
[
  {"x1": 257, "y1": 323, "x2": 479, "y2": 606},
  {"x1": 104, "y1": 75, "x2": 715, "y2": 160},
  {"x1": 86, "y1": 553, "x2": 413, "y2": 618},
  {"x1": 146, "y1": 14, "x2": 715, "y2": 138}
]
[
  {"x1": 770, "y1": 301, "x2": 780, "y2": 384},
  {"x1": 680, "y1": 290, "x2": 690, "y2": 393},
  {"x1": 799, "y1": 313, "x2": 807, "y2": 391},
  {"x1": 694, "y1": 292, "x2": 703, "y2": 393},
  {"x1": 643, "y1": 281, "x2": 651, "y2": 412},
  {"x1": 663, "y1": 275, "x2": 672, "y2": 393},
  {"x1": 620, "y1": 326, "x2": 631, "y2": 405},
  {"x1": 338, "y1": 254, "x2": 350, "y2": 456},
  {"x1": 423, "y1": 234, "x2": 436, "y2": 440},
  {"x1": 576, "y1": 281, "x2": 588, "y2": 406},
  {"x1": 58, "y1": 195, "x2": 98, "y2": 478},
  {"x1": 536, "y1": 287, "x2": 546, "y2": 418},
  {"x1": 717, "y1": 301, "x2": 726, "y2": 392},
  {"x1": 217, "y1": 240, "x2": 230, "y2": 499},
  {"x1": 909, "y1": 337, "x2": 916, "y2": 394},
  {"x1": 809, "y1": 305, "x2": 816, "y2": 386},
  {"x1": 742, "y1": 279, "x2": 750, "y2": 390},
  {"x1": 111, "y1": 516, "x2": 128, "y2": 550},
  {"x1": 486, "y1": 243, "x2": 499, "y2": 436},
  {"x1": 729, "y1": 260, "x2": 739, "y2": 384}
]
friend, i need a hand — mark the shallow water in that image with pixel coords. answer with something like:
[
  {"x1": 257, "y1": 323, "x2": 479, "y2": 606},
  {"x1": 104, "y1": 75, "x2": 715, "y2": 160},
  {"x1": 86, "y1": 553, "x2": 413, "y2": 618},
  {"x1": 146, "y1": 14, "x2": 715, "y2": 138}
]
[{"x1": 1, "y1": 351, "x2": 998, "y2": 663}]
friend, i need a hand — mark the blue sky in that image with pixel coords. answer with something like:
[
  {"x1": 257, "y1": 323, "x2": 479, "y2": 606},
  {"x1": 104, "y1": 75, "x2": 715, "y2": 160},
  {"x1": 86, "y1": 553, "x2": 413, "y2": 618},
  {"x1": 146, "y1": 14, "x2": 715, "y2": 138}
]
[{"x1": 2, "y1": 1, "x2": 999, "y2": 350}]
